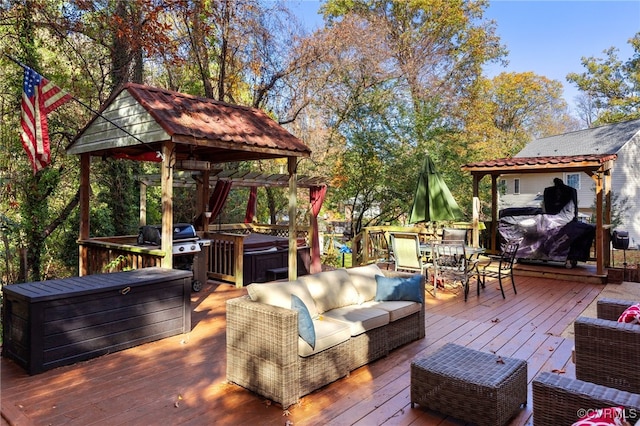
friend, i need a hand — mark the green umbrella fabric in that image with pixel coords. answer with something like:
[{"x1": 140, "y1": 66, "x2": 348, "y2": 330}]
[{"x1": 409, "y1": 155, "x2": 463, "y2": 223}]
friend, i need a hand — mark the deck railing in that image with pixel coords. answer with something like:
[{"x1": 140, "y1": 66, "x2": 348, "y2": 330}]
[
  {"x1": 206, "y1": 223, "x2": 309, "y2": 287},
  {"x1": 206, "y1": 232, "x2": 244, "y2": 286},
  {"x1": 352, "y1": 225, "x2": 438, "y2": 266},
  {"x1": 78, "y1": 236, "x2": 164, "y2": 275},
  {"x1": 78, "y1": 224, "x2": 309, "y2": 283}
]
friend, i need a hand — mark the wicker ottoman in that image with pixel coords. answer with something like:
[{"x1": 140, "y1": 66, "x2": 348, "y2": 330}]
[{"x1": 411, "y1": 343, "x2": 527, "y2": 426}]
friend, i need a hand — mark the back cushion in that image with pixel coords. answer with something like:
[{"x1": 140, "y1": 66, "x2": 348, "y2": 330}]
[
  {"x1": 344, "y1": 263, "x2": 384, "y2": 303},
  {"x1": 247, "y1": 280, "x2": 319, "y2": 319},
  {"x1": 297, "y1": 269, "x2": 359, "y2": 314}
]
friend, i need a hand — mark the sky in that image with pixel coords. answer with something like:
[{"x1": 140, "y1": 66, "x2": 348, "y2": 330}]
[{"x1": 286, "y1": 0, "x2": 640, "y2": 114}]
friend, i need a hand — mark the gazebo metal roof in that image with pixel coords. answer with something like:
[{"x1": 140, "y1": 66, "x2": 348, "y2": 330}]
[{"x1": 67, "y1": 83, "x2": 311, "y2": 162}]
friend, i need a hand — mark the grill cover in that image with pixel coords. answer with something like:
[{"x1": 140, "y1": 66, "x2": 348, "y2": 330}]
[{"x1": 137, "y1": 223, "x2": 197, "y2": 245}]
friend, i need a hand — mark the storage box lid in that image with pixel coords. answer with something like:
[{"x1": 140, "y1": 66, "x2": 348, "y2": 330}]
[{"x1": 2, "y1": 268, "x2": 192, "y2": 302}]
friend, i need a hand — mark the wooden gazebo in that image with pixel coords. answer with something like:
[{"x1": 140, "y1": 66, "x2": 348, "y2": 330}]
[
  {"x1": 462, "y1": 154, "x2": 616, "y2": 276},
  {"x1": 66, "y1": 83, "x2": 312, "y2": 281}
]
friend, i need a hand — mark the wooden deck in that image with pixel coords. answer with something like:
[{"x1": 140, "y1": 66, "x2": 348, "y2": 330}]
[{"x1": 1, "y1": 272, "x2": 605, "y2": 426}]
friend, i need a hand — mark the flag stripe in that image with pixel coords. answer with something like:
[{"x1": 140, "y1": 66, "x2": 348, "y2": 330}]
[{"x1": 20, "y1": 66, "x2": 71, "y2": 173}]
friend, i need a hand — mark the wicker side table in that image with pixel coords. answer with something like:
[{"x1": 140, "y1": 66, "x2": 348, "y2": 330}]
[{"x1": 411, "y1": 343, "x2": 527, "y2": 426}]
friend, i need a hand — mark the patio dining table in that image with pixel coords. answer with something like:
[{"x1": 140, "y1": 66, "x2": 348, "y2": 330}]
[
  {"x1": 420, "y1": 243, "x2": 485, "y2": 262},
  {"x1": 420, "y1": 243, "x2": 485, "y2": 300}
]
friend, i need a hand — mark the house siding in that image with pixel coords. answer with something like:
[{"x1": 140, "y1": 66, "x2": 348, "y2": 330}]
[{"x1": 611, "y1": 132, "x2": 640, "y2": 249}]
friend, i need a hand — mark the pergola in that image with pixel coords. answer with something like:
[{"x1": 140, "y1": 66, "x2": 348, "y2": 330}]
[
  {"x1": 66, "y1": 83, "x2": 315, "y2": 280},
  {"x1": 462, "y1": 154, "x2": 617, "y2": 276}
]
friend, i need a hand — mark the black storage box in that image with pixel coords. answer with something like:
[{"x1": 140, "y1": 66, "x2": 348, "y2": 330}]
[
  {"x1": 612, "y1": 230, "x2": 630, "y2": 250},
  {"x1": 2, "y1": 267, "x2": 192, "y2": 375}
]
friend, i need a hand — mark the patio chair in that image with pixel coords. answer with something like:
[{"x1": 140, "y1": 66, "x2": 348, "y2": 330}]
[
  {"x1": 431, "y1": 242, "x2": 478, "y2": 301},
  {"x1": 477, "y1": 240, "x2": 520, "y2": 299},
  {"x1": 390, "y1": 232, "x2": 427, "y2": 276},
  {"x1": 574, "y1": 298, "x2": 640, "y2": 394},
  {"x1": 441, "y1": 228, "x2": 468, "y2": 245},
  {"x1": 532, "y1": 371, "x2": 640, "y2": 426}
]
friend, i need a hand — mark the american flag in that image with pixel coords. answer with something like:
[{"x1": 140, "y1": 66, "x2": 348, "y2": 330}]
[{"x1": 21, "y1": 66, "x2": 72, "y2": 173}]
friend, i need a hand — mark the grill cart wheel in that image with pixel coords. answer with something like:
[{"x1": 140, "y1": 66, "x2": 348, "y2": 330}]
[{"x1": 191, "y1": 280, "x2": 202, "y2": 292}]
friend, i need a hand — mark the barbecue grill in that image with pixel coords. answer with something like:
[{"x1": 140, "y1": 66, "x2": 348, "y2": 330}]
[{"x1": 137, "y1": 223, "x2": 208, "y2": 292}]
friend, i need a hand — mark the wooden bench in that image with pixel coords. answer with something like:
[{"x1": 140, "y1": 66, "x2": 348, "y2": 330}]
[{"x1": 2, "y1": 267, "x2": 192, "y2": 375}]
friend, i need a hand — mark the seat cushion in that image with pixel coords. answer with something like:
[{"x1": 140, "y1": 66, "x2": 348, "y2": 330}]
[
  {"x1": 361, "y1": 300, "x2": 421, "y2": 322},
  {"x1": 247, "y1": 280, "x2": 319, "y2": 319},
  {"x1": 298, "y1": 317, "x2": 351, "y2": 357},
  {"x1": 322, "y1": 305, "x2": 389, "y2": 336},
  {"x1": 297, "y1": 269, "x2": 360, "y2": 314},
  {"x1": 344, "y1": 263, "x2": 384, "y2": 303}
]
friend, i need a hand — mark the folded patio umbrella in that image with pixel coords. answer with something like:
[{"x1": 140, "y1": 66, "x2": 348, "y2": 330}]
[{"x1": 409, "y1": 155, "x2": 463, "y2": 223}]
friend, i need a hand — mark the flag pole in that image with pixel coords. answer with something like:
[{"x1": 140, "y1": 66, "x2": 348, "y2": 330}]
[{"x1": 6, "y1": 54, "x2": 163, "y2": 160}]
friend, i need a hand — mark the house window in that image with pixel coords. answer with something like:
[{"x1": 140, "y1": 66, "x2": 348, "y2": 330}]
[
  {"x1": 514, "y1": 178, "x2": 520, "y2": 195},
  {"x1": 499, "y1": 179, "x2": 506, "y2": 195},
  {"x1": 566, "y1": 173, "x2": 580, "y2": 190}
]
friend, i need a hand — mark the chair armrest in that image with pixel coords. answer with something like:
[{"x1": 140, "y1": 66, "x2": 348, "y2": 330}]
[
  {"x1": 477, "y1": 254, "x2": 499, "y2": 271},
  {"x1": 379, "y1": 270, "x2": 426, "y2": 338},
  {"x1": 574, "y1": 316, "x2": 640, "y2": 393},
  {"x1": 532, "y1": 371, "x2": 640, "y2": 426},
  {"x1": 226, "y1": 295, "x2": 299, "y2": 365},
  {"x1": 597, "y1": 298, "x2": 638, "y2": 321},
  {"x1": 226, "y1": 295, "x2": 301, "y2": 408}
]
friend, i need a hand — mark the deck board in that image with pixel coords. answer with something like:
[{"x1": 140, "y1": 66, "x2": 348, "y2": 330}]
[{"x1": 2, "y1": 273, "x2": 605, "y2": 426}]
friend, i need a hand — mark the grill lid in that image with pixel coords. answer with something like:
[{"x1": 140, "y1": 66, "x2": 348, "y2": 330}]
[{"x1": 137, "y1": 223, "x2": 197, "y2": 245}]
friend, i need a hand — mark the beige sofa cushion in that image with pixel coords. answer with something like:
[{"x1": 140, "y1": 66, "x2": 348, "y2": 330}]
[
  {"x1": 298, "y1": 317, "x2": 351, "y2": 357},
  {"x1": 297, "y1": 269, "x2": 359, "y2": 314},
  {"x1": 343, "y1": 264, "x2": 383, "y2": 303},
  {"x1": 361, "y1": 300, "x2": 421, "y2": 322},
  {"x1": 322, "y1": 306, "x2": 389, "y2": 336},
  {"x1": 247, "y1": 280, "x2": 319, "y2": 319}
]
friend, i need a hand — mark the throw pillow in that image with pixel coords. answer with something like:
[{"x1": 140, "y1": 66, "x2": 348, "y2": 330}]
[
  {"x1": 618, "y1": 303, "x2": 640, "y2": 325},
  {"x1": 571, "y1": 406, "x2": 627, "y2": 426},
  {"x1": 374, "y1": 274, "x2": 423, "y2": 303},
  {"x1": 291, "y1": 294, "x2": 316, "y2": 349}
]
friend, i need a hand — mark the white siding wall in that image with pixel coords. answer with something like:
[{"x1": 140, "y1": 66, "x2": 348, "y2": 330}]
[
  {"x1": 611, "y1": 134, "x2": 640, "y2": 248},
  {"x1": 504, "y1": 173, "x2": 593, "y2": 209}
]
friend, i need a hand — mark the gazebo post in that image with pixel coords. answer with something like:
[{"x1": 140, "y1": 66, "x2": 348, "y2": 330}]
[
  {"x1": 604, "y1": 169, "x2": 612, "y2": 267},
  {"x1": 593, "y1": 170, "x2": 605, "y2": 276},
  {"x1": 202, "y1": 169, "x2": 210, "y2": 231},
  {"x1": 288, "y1": 157, "x2": 298, "y2": 281},
  {"x1": 139, "y1": 181, "x2": 147, "y2": 226},
  {"x1": 471, "y1": 175, "x2": 480, "y2": 247},
  {"x1": 79, "y1": 153, "x2": 90, "y2": 276},
  {"x1": 160, "y1": 142, "x2": 174, "y2": 269},
  {"x1": 490, "y1": 174, "x2": 498, "y2": 253}
]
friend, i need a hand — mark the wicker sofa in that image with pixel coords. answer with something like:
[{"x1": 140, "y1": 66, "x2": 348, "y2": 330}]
[
  {"x1": 226, "y1": 264, "x2": 426, "y2": 409},
  {"x1": 532, "y1": 372, "x2": 640, "y2": 426},
  {"x1": 574, "y1": 298, "x2": 640, "y2": 393}
]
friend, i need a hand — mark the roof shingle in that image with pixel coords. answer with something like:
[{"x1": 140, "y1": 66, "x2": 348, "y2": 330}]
[{"x1": 515, "y1": 118, "x2": 640, "y2": 157}]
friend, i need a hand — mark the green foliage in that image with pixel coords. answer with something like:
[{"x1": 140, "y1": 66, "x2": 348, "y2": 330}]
[
  {"x1": 0, "y1": 1, "x2": 637, "y2": 283},
  {"x1": 567, "y1": 32, "x2": 640, "y2": 125},
  {"x1": 103, "y1": 255, "x2": 132, "y2": 273}
]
